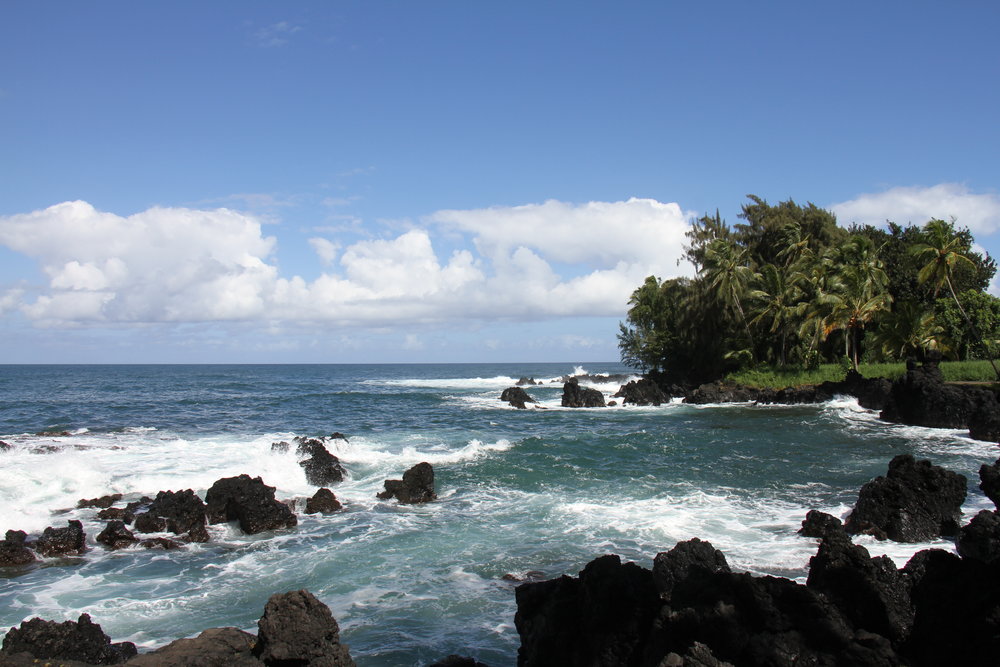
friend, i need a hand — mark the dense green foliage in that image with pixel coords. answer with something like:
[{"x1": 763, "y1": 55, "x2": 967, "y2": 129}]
[
  {"x1": 618, "y1": 195, "x2": 1000, "y2": 383},
  {"x1": 724, "y1": 360, "x2": 1000, "y2": 389}
]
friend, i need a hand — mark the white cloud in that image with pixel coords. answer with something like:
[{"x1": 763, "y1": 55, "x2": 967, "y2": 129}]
[
  {"x1": 831, "y1": 183, "x2": 1000, "y2": 235},
  {"x1": 308, "y1": 237, "x2": 339, "y2": 265},
  {"x1": 253, "y1": 21, "x2": 302, "y2": 48},
  {"x1": 0, "y1": 198, "x2": 694, "y2": 329}
]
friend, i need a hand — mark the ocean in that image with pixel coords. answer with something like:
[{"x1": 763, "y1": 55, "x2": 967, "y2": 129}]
[{"x1": 0, "y1": 363, "x2": 996, "y2": 665}]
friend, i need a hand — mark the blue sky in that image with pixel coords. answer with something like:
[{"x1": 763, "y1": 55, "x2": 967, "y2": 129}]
[{"x1": 2, "y1": 1, "x2": 999, "y2": 363}]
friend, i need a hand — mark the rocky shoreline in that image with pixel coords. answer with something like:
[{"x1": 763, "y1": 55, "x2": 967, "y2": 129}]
[
  {"x1": 503, "y1": 356, "x2": 1000, "y2": 444},
  {"x1": 6, "y1": 363, "x2": 1000, "y2": 665},
  {"x1": 5, "y1": 452, "x2": 1000, "y2": 665}
]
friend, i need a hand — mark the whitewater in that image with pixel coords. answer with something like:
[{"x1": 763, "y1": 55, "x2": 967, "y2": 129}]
[{"x1": 0, "y1": 363, "x2": 996, "y2": 665}]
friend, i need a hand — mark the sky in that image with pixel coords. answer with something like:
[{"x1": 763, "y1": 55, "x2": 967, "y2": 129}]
[{"x1": 1, "y1": 1, "x2": 999, "y2": 364}]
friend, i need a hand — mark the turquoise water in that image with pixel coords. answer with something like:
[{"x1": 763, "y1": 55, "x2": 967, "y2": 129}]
[{"x1": 0, "y1": 363, "x2": 996, "y2": 665}]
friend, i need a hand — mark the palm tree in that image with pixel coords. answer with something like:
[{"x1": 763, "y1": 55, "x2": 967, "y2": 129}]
[
  {"x1": 912, "y1": 219, "x2": 1000, "y2": 380},
  {"x1": 871, "y1": 300, "x2": 951, "y2": 361},
  {"x1": 749, "y1": 263, "x2": 802, "y2": 366},
  {"x1": 702, "y1": 238, "x2": 757, "y2": 349},
  {"x1": 826, "y1": 237, "x2": 892, "y2": 370}
]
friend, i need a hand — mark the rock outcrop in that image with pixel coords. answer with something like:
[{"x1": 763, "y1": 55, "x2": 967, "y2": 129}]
[
  {"x1": 34, "y1": 520, "x2": 86, "y2": 557},
  {"x1": 378, "y1": 462, "x2": 437, "y2": 504},
  {"x1": 879, "y1": 357, "x2": 999, "y2": 433},
  {"x1": 127, "y1": 627, "x2": 259, "y2": 666},
  {"x1": 77, "y1": 494, "x2": 123, "y2": 509},
  {"x1": 980, "y1": 457, "x2": 1000, "y2": 510},
  {"x1": 305, "y1": 488, "x2": 343, "y2": 514},
  {"x1": 133, "y1": 489, "x2": 209, "y2": 542},
  {"x1": 844, "y1": 454, "x2": 966, "y2": 541},
  {"x1": 798, "y1": 509, "x2": 844, "y2": 538},
  {"x1": 1, "y1": 589, "x2": 356, "y2": 666},
  {"x1": 614, "y1": 378, "x2": 669, "y2": 406},
  {"x1": 956, "y1": 510, "x2": 1000, "y2": 563},
  {"x1": 0, "y1": 613, "x2": 137, "y2": 664},
  {"x1": 296, "y1": 437, "x2": 348, "y2": 486},
  {"x1": 205, "y1": 474, "x2": 298, "y2": 535},
  {"x1": 561, "y1": 378, "x2": 606, "y2": 408},
  {"x1": 501, "y1": 387, "x2": 537, "y2": 409},
  {"x1": 516, "y1": 540, "x2": 903, "y2": 667},
  {"x1": 806, "y1": 530, "x2": 913, "y2": 643},
  {"x1": 96, "y1": 521, "x2": 139, "y2": 550},
  {"x1": 253, "y1": 589, "x2": 355, "y2": 666},
  {"x1": 0, "y1": 530, "x2": 36, "y2": 566}
]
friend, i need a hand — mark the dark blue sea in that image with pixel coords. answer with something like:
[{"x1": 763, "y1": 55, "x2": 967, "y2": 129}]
[{"x1": 0, "y1": 363, "x2": 995, "y2": 665}]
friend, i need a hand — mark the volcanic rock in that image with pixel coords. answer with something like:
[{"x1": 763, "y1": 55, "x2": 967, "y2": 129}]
[
  {"x1": 514, "y1": 554, "x2": 660, "y2": 667},
  {"x1": 956, "y1": 510, "x2": 1000, "y2": 563},
  {"x1": 614, "y1": 378, "x2": 669, "y2": 406},
  {"x1": 253, "y1": 589, "x2": 355, "y2": 666},
  {"x1": 428, "y1": 656, "x2": 491, "y2": 667},
  {"x1": 139, "y1": 537, "x2": 184, "y2": 550},
  {"x1": 132, "y1": 489, "x2": 209, "y2": 542},
  {"x1": 904, "y1": 548, "x2": 1000, "y2": 664},
  {"x1": 798, "y1": 509, "x2": 845, "y2": 538},
  {"x1": 77, "y1": 494, "x2": 123, "y2": 509},
  {"x1": 806, "y1": 530, "x2": 913, "y2": 643},
  {"x1": 980, "y1": 457, "x2": 1000, "y2": 510},
  {"x1": 96, "y1": 497, "x2": 151, "y2": 525},
  {"x1": 969, "y1": 400, "x2": 1000, "y2": 442},
  {"x1": 652, "y1": 538, "x2": 730, "y2": 600},
  {"x1": 205, "y1": 474, "x2": 298, "y2": 535},
  {"x1": 35, "y1": 520, "x2": 86, "y2": 557},
  {"x1": 0, "y1": 440, "x2": 9, "y2": 451},
  {"x1": 305, "y1": 488, "x2": 343, "y2": 514},
  {"x1": 127, "y1": 627, "x2": 258, "y2": 666},
  {"x1": 561, "y1": 378, "x2": 606, "y2": 408},
  {"x1": 296, "y1": 437, "x2": 347, "y2": 486},
  {"x1": 377, "y1": 462, "x2": 437, "y2": 504},
  {"x1": 0, "y1": 530, "x2": 36, "y2": 567},
  {"x1": 96, "y1": 521, "x2": 139, "y2": 550},
  {"x1": 516, "y1": 377, "x2": 539, "y2": 386},
  {"x1": 0, "y1": 613, "x2": 137, "y2": 664},
  {"x1": 844, "y1": 454, "x2": 966, "y2": 542},
  {"x1": 879, "y1": 358, "x2": 998, "y2": 430},
  {"x1": 270, "y1": 440, "x2": 291, "y2": 452},
  {"x1": 501, "y1": 386, "x2": 537, "y2": 409}
]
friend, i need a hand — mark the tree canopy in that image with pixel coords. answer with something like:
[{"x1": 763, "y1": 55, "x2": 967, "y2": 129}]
[{"x1": 618, "y1": 196, "x2": 999, "y2": 383}]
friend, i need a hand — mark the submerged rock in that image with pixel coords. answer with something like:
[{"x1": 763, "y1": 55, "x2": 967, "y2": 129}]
[
  {"x1": 0, "y1": 613, "x2": 137, "y2": 664},
  {"x1": 35, "y1": 520, "x2": 86, "y2": 557},
  {"x1": 253, "y1": 589, "x2": 355, "y2": 666},
  {"x1": 844, "y1": 454, "x2": 966, "y2": 542},
  {"x1": 377, "y1": 462, "x2": 437, "y2": 504},
  {"x1": 501, "y1": 386, "x2": 537, "y2": 409},
  {"x1": 305, "y1": 487, "x2": 343, "y2": 514},
  {"x1": 205, "y1": 474, "x2": 298, "y2": 535},
  {"x1": 561, "y1": 378, "x2": 606, "y2": 408}
]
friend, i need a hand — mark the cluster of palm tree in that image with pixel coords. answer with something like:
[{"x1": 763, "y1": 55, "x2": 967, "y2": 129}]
[{"x1": 619, "y1": 199, "x2": 999, "y2": 382}]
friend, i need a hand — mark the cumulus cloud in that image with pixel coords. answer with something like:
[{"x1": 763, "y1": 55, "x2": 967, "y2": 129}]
[
  {"x1": 0, "y1": 198, "x2": 694, "y2": 329},
  {"x1": 831, "y1": 184, "x2": 1000, "y2": 235}
]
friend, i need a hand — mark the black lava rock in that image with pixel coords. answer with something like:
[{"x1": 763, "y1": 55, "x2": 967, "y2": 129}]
[{"x1": 844, "y1": 454, "x2": 966, "y2": 542}]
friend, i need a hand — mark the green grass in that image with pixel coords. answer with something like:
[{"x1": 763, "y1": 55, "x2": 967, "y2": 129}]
[{"x1": 724, "y1": 360, "x2": 1000, "y2": 389}]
